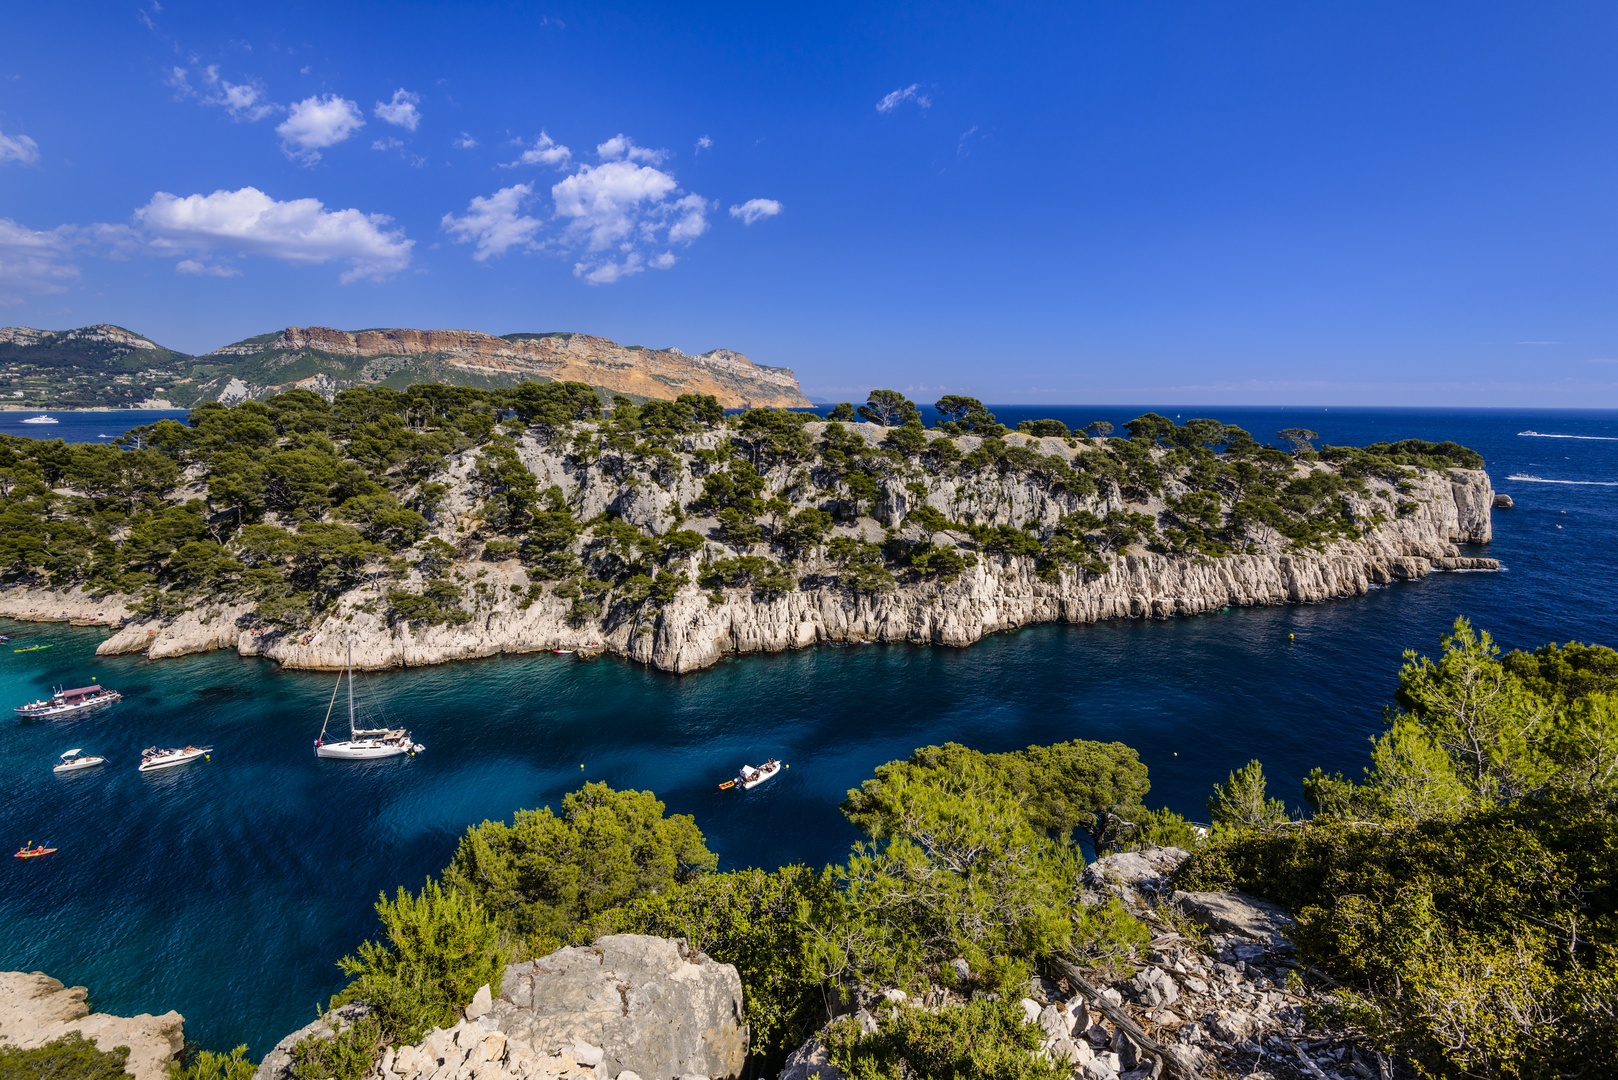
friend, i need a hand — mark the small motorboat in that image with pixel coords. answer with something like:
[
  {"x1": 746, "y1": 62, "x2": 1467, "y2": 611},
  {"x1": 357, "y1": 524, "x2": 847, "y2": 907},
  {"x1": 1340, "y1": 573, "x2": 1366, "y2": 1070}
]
[
  {"x1": 21, "y1": 414, "x2": 59, "y2": 424},
  {"x1": 14, "y1": 684, "x2": 122, "y2": 718},
  {"x1": 720, "y1": 759, "x2": 785, "y2": 791},
  {"x1": 138, "y1": 745, "x2": 211, "y2": 772},
  {"x1": 53, "y1": 749, "x2": 105, "y2": 772},
  {"x1": 14, "y1": 841, "x2": 56, "y2": 859}
]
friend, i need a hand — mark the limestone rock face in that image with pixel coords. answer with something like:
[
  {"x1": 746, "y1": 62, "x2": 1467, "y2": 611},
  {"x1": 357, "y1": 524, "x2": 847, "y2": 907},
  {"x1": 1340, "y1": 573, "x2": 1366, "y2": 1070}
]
[
  {"x1": 492, "y1": 935, "x2": 747, "y2": 1080},
  {"x1": 1080, "y1": 846, "x2": 1192, "y2": 912},
  {"x1": 0, "y1": 971, "x2": 184, "y2": 1080},
  {"x1": 204, "y1": 326, "x2": 810, "y2": 409},
  {"x1": 0, "y1": 425, "x2": 1492, "y2": 677}
]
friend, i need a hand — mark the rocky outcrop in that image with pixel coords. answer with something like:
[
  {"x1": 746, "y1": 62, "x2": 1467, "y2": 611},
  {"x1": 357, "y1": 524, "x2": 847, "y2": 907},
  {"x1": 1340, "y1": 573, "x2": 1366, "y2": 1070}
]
[
  {"x1": 0, "y1": 325, "x2": 160, "y2": 349},
  {"x1": 0, "y1": 971, "x2": 184, "y2": 1080},
  {"x1": 201, "y1": 327, "x2": 810, "y2": 409},
  {"x1": 777, "y1": 845, "x2": 1384, "y2": 1080},
  {"x1": 54, "y1": 425, "x2": 1500, "y2": 675},
  {"x1": 261, "y1": 936, "x2": 747, "y2": 1080}
]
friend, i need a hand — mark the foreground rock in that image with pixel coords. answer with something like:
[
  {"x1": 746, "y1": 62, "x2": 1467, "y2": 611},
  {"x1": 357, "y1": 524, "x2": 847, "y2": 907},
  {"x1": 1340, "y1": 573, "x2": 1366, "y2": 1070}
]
[
  {"x1": 0, "y1": 971, "x2": 184, "y2": 1080},
  {"x1": 780, "y1": 848, "x2": 1395, "y2": 1080},
  {"x1": 261, "y1": 935, "x2": 747, "y2": 1080}
]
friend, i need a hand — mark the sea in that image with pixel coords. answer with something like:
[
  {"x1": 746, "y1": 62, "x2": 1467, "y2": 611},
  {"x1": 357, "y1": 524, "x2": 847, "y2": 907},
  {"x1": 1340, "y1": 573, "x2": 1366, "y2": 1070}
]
[{"x1": 1, "y1": 405, "x2": 1615, "y2": 1055}]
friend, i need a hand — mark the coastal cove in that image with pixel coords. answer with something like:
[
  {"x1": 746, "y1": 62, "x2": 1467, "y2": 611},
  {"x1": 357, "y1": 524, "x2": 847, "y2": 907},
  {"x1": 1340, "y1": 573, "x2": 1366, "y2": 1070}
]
[{"x1": 1, "y1": 406, "x2": 1616, "y2": 1058}]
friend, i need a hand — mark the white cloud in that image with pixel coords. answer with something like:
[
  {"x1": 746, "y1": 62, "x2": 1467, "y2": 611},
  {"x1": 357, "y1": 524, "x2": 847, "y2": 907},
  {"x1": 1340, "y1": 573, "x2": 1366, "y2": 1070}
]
[
  {"x1": 134, "y1": 186, "x2": 412, "y2": 282},
  {"x1": 453, "y1": 131, "x2": 479, "y2": 149},
  {"x1": 505, "y1": 131, "x2": 571, "y2": 168},
  {"x1": 169, "y1": 65, "x2": 277, "y2": 121},
  {"x1": 876, "y1": 83, "x2": 931, "y2": 112},
  {"x1": 372, "y1": 137, "x2": 403, "y2": 151},
  {"x1": 728, "y1": 198, "x2": 782, "y2": 226},
  {"x1": 440, "y1": 184, "x2": 542, "y2": 261},
  {"x1": 449, "y1": 133, "x2": 711, "y2": 284},
  {"x1": 375, "y1": 89, "x2": 421, "y2": 131},
  {"x1": 0, "y1": 129, "x2": 40, "y2": 166},
  {"x1": 175, "y1": 258, "x2": 241, "y2": 277},
  {"x1": 596, "y1": 133, "x2": 667, "y2": 164},
  {"x1": 695, "y1": 135, "x2": 712, "y2": 153},
  {"x1": 0, "y1": 218, "x2": 78, "y2": 304},
  {"x1": 276, "y1": 95, "x2": 364, "y2": 164}
]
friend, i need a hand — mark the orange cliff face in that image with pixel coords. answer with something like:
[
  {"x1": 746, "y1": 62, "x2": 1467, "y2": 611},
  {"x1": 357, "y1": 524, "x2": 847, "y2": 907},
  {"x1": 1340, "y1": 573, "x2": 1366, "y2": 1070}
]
[{"x1": 209, "y1": 326, "x2": 811, "y2": 409}]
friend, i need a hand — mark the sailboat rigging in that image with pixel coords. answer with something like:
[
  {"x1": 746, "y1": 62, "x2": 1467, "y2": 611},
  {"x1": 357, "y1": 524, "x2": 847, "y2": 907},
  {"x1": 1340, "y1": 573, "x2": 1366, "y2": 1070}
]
[{"x1": 314, "y1": 643, "x2": 424, "y2": 760}]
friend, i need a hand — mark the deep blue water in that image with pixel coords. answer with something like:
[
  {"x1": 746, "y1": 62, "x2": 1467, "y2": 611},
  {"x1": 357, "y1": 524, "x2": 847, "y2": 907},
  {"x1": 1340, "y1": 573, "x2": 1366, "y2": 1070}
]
[
  {"x1": 1, "y1": 406, "x2": 1616, "y2": 1055},
  {"x1": 0, "y1": 410, "x2": 191, "y2": 444}
]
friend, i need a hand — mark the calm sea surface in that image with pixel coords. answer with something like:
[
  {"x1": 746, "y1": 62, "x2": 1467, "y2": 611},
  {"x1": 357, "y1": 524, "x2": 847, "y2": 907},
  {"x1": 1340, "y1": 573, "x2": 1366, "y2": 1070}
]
[{"x1": 2, "y1": 406, "x2": 1615, "y2": 1054}]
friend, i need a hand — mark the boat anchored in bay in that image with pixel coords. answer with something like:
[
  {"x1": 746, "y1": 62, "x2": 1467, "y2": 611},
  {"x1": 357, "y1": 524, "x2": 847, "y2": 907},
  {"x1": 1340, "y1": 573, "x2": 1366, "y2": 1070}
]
[
  {"x1": 139, "y1": 745, "x2": 211, "y2": 771},
  {"x1": 719, "y1": 759, "x2": 785, "y2": 790},
  {"x1": 314, "y1": 643, "x2": 423, "y2": 760},
  {"x1": 14, "y1": 684, "x2": 123, "y2": 719},
  {"x1": 53, "y1": 749, "x2": 105, "y2": 772}
]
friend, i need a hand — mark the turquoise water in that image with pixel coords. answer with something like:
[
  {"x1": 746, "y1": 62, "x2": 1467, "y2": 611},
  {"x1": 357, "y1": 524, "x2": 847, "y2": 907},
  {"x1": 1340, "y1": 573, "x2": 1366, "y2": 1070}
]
[{"x1": 1, "y1": 406, "x2": 1615, "y2": 1054}]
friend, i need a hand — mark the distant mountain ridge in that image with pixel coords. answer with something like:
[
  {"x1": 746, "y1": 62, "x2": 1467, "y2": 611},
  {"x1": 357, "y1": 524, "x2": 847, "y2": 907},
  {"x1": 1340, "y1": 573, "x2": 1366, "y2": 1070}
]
[{"x1": 0, "y1": 323, "x2": 809, "y2": 411}]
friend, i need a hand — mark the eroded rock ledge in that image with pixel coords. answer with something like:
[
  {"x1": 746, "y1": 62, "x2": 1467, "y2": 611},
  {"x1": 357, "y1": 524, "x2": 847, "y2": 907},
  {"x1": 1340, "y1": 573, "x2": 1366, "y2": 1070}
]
[{"x1": 0, "y1": 971, "x2": 184, "y2": 1080}]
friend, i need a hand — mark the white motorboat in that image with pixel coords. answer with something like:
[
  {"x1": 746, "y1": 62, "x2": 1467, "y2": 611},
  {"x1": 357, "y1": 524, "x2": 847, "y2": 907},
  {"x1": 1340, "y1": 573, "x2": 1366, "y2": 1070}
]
[
  {"x1": 138, "y1": 745, "x2": 211, "y2": 772},
  {"x1": 53, "y1": 749, "x2": 105, "y2": 772},
  {"x1": 21, "y1": 414, "x2": 59, "y2": 424},
  {"x1": 14, "y1": 684, "x2": 123, "y2": 718},
  {"x1": 314, "y1": 643, "x2": 423, "y2": 760},
  {"x1": 731, "y1": 759, "x2": 784, "y2": 790}
]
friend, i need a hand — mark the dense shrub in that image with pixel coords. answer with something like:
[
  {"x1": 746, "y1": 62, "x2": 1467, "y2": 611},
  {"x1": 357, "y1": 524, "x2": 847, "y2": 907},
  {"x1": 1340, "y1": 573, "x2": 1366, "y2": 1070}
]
[{"x1": 0, "y1": 1034, "x2": 129, "y2": 1080}]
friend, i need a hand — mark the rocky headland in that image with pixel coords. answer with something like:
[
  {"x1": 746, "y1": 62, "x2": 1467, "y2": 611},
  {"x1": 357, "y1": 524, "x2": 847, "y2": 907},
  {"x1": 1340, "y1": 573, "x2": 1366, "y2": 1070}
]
[{"x1": 0, "y1": 410, "x2": 1498, "y2": 676}]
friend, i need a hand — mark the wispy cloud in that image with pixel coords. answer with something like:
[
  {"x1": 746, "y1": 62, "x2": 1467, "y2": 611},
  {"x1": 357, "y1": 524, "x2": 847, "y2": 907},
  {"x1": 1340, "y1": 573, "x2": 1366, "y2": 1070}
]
[
  {"x1": 0, "y1": 129, "x2": 40, "y2": 166},
  {"x1": 0, "y1": 219, "x2": 79, "y2": 303},
  {"x1": 729, "y1": 198, "x2": 782, "y2": 225},
  {"x1": 504, "y1": 131, "x2": 571, "y2": 168},
  {"x1": 695, "y1": 135, "x2": 712, "y2": 153},
  {"x1": 169, "y1": 65, "x2": 278, "y2": 122},
  {"x1": 453, "y1": 131, "x2": 479, "y2": 149},
  {"x1": 374, "y1": 89, "x2": 421, "y2": 131},
  {"x1": 877, "y1": 83, "x2": 931, "y2": 113},
  {"x1": 441, "y1": 184, "x2": 542, "y2": 261},
  {"x1": 596, "y1": 133, "x2": 667, "y2": 165}
]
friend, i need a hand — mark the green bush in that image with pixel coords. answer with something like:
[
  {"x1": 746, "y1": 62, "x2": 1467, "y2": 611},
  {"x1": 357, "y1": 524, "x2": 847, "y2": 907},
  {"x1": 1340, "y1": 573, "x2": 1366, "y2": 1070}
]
[
  {"x1": 443, "y1": 783, "x2": 717, "y2": 954},
  {"x1": 823, "y1": 997, "x2": 1068, "y2": 1080},
  {"x1": 169, "y1": 1044, "x2": 255, "y2": 1080},
  {"x1": 331, "y1": 880, "x2": 508, "y2": 1044},
  {"x1": 0, "y1": 1034, "x2": 129, "y2": 1080},
  {"x1": 289, "y1": 1017, "x2": 384, "y2": 1080}
]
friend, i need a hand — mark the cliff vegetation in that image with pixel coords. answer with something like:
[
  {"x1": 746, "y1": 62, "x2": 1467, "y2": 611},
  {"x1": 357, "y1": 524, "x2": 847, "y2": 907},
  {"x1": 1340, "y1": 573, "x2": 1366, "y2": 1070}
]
[{"x1": 0, "y1": 385, "x2": 1494, "y2": 674}]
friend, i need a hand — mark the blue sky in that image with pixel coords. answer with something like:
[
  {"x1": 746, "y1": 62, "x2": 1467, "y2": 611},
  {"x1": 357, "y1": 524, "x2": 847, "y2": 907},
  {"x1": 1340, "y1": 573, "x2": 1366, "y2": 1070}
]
[{"x1": 4, "y1": 2, "x2": 1618, "y2": 405}]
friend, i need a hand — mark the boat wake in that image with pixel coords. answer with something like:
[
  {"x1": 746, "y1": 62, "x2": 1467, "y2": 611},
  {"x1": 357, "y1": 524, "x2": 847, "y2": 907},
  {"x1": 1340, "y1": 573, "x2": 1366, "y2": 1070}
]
[
  {"x1": 1518, "y1": 430, "x2": 1618, "y2": 440},
  {"x1": 1505, "y1": 474, "x2": 1618, "y2": 486}
]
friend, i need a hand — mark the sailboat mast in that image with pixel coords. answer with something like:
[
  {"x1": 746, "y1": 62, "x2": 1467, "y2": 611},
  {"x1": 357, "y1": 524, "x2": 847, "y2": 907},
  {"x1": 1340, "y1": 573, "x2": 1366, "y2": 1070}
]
[{"x1": 346, "y1": 642, "x2": 355, "y2": 739}]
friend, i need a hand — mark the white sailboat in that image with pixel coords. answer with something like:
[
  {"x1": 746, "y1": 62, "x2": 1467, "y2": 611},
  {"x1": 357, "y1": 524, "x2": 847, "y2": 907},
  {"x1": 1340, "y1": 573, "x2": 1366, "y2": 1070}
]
[{"x1": 314, "y1": 643, "x2": 423, "y2": 760}]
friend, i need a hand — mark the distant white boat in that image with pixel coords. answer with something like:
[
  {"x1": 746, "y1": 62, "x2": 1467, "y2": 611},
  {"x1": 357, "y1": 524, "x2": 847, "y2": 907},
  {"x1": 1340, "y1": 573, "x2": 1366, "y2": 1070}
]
[
  {"x1": 54, "y1": 749, "x2": 105, "y2": 773},
  {"x1": 21, "y1": 414, "x2": 59, "y2": 425}
]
